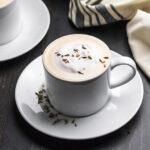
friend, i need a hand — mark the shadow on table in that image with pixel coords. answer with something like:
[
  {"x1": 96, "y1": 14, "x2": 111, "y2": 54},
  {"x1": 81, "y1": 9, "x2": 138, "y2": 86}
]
[{"x1": 14, "y1": 100, "x2": 142, "y2": 150}]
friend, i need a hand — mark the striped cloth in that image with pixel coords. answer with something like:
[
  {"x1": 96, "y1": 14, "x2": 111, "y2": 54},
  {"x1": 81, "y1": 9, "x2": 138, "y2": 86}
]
[{"x1": 68, "y1": 0, "x2": 150, "y2": 28}]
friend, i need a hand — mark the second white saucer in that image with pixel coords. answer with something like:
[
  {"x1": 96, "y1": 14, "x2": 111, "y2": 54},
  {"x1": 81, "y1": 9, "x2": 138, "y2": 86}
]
[{"x1": 0, "y1": 0, "x2": 50, "y2": 62}]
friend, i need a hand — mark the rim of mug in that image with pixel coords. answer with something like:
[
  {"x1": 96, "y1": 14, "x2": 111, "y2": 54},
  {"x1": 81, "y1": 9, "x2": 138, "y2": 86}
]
[
  {"x1": 0, "y1": 0, "x2": 14, "y2": 9},
  {"x1": 42, "y1": 34, "x2": 111, "y2": 83}
]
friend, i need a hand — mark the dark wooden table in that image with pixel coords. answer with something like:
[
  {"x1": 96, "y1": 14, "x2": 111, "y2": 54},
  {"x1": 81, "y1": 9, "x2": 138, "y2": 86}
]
[{"x1": 0, "y1": 0, "x2": 150, "y2": 149}]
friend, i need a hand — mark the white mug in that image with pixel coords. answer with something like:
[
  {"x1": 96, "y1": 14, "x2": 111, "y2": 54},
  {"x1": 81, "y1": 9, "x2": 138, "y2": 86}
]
[
  {"x1": 43, "y1": 35, "x2": 136, "y2": 117},
  {"x1": 0, "y1": 0, "x2": 21, "y2": 45}
]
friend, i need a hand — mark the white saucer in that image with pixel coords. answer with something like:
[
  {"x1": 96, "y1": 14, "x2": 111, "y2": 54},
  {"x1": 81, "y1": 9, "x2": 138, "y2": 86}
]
[
  {"x1": 0, "y1": 0, "x2": 50, "y2": 62},
  {"x1": 15, "y1": 51, "x2": 144, "y2": 140}
]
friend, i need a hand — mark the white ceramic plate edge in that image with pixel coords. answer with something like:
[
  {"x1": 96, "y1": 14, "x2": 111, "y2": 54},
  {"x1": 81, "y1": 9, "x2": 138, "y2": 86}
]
[
  {"x1": 15, "y1": 52, "x2": 144, "y2": 140},
  {"x1": 0, "y1": 0, "x2": 50, "y2": 62}
]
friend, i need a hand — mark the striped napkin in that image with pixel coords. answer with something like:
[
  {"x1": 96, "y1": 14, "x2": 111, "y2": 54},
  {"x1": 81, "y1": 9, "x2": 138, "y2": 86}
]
[
  {"x1": 69, "y1": 0, "x2": 150, "y2": 28},
  {"x1": 69, "y1": 0, "x2": 150, "y2": 78}
]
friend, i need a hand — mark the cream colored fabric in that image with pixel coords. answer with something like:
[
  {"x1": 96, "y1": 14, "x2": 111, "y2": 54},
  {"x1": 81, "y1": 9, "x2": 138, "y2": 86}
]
[{"x1": 127, "y1": 10, "x2": 150, "y2": 78}]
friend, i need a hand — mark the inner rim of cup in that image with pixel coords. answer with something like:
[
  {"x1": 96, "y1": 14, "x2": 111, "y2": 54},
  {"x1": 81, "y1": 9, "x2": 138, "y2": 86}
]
[
  {"x1": 43, "y1": 34, "x2": 111, "y2": 83},
  {"x1": 0, "y1": 0, "x2": 14, "y2": 9}
]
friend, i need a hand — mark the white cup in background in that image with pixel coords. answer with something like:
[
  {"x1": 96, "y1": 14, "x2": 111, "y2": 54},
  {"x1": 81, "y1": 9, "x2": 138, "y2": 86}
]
[{"x1": 0, "y1": 0, "x2": 21, "y2": 45}]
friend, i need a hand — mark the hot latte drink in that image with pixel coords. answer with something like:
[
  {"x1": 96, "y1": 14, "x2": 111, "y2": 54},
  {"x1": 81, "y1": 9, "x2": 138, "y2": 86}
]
[
  {"x1": 0, "y1": 0, "x2": 12, "y2": 7},
  {"x1": 43, "y1": 34, "x2": 111, "y2": 82}
]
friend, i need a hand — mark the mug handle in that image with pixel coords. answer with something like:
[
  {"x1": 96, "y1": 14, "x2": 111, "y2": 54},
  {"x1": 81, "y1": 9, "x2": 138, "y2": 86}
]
[{"x1": 110, "y1": 57, "x2": 136, "y2": 88}]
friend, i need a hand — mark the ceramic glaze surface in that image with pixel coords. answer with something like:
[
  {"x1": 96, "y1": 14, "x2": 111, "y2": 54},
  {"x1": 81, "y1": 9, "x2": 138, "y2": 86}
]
[
  {"x1": 0, "y1": 0, "x2": 50, "y2": 61},
  {"x1": 43, "y1": 35, "x2": 136, "y2": 117},
  {"x1": 0, "y1": 0, "x2": 21, "y2": 45},
  {"x1": 15, "y1": 52, "x2": 143, "y2": 139}
]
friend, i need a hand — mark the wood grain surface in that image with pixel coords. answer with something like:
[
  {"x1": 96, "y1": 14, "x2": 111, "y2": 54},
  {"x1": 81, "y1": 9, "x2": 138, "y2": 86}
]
[{"x1": 0, "y1": 0, "x2": 150, "y2": 149}]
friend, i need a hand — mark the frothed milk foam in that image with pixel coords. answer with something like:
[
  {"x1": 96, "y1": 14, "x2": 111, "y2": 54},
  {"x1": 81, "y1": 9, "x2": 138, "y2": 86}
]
[
  {"x1": 0, "y1": 0, "x2": 12, "y2": 7},
  {"x1": 43, "y1": 34, "x2": 111, "y2": 82}
]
